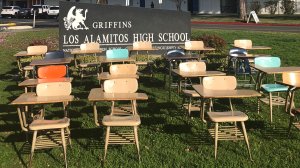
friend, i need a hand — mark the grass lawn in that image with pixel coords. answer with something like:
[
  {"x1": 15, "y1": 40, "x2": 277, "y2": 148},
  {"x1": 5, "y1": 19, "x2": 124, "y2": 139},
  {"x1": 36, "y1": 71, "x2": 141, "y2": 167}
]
[
  {"x1": 1, "y1": 28, "x2": 300, "y2": 167},
  {"x1": 191, "y1": 14, "x2": 300, "y2": 24}
]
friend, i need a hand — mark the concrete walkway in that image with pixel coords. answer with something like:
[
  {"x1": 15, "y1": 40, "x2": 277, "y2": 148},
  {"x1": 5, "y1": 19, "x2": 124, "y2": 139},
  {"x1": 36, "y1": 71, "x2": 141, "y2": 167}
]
[{"x1": 191, "y1": 21, "x2": 300, "y2": 33}]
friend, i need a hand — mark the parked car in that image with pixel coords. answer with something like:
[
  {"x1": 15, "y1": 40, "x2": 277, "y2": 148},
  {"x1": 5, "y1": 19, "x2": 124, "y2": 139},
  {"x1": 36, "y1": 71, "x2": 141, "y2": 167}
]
[
  {"x1": 1, "y1": 6, "x2": 21, "y2": 18},
  {"x1": 47, "y1": 6, "x2": 59, "y2": 18},
  {"x1": 30, "y1": 5, "x2": 49, "y2": 18},
  {"x1": 17, "y1": 8, "x2": 31, "y2": 19}
]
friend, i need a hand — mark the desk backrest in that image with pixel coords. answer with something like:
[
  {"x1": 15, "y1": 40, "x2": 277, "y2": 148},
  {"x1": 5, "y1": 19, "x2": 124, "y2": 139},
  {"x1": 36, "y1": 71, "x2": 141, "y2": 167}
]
[
  {"x1": 254, "y1": 57, "x2": 281, "y2": 67},
  {"x1": 45, "y1": 50, "x2": 65, "y2": 59},
  {"x1": 133, "y1": 41, "x2": 152, "y2": 50},
  {"x1": 36, "y1": 82, "x2": 71, "y2": 96},
  {"x1": 110, "y1": 64, "x2": 138, "y2": 75},
  {"x1": 234, "y1": 39, "x2": 252, "y2": 49},
  {"x1": 229, "y1": 48, "x2": 247, "y2": 57},
  {"x1": 104, "y1": 78, "x2": 138, "y2": 93},
  {"x1": 179, "y1": 62, "x2": 206, "y2": 73},
  {"x1": 185, "y1": 41, "x2": 204, "y2": 50},
  {"x1": 37, "y1": 65, "x2": 67, "y2": 79},
  {"x1": 282, "y1": 72, "x2": 300, "y2": 84},
  {"x1": 80, "y1": 42, "x2": 100, "y2": 51},
  {"x1": 203, "y1": 76, "x2": 237, "y2": 90},
  {"x1": 106, "y1": 49, "x2": 129, "y2": 59},
  {"x1": 27, "y1": 45, "x2": 48, "y2": 55}
]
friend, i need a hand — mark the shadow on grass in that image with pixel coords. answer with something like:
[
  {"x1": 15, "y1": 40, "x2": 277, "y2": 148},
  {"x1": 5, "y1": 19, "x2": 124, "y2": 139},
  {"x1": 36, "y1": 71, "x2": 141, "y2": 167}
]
[
  {"x1": 139, "y1": 76, "x2": 165, "y2": 88},
  {"x1": 260, "y1": 124, "x2": 291, "y2": 140},
  {"x1": 186, "y1": 129, "x2": 213, "y2": 146}
]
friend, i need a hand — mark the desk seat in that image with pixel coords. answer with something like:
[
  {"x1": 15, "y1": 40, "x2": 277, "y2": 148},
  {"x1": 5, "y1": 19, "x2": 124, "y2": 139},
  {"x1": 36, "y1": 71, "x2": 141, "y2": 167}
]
[
  {"x1": 24, "y1": 65, "x2": 34, "y2": 70},
  {"x1": 207, "y1": 111, "x2": 248, "y2": 122},
  {"x1": 182, "y1": 90, "x2": 200, "y2": 97},
  {"x1": 136, "y1": 60, "x2": 154, "y2": 65},
  {"x1": 29, "y1": 118, "x2": 70, "y2": 130},
  {"x1": 261, "y1": 83, "x2": 288, "y2": 92},
  {"x1": 78, "y1": 63, "x2": 99, "y2": 68},
  {"x1": 102, "y1": 115, "x2": 141, "y2": 126}
]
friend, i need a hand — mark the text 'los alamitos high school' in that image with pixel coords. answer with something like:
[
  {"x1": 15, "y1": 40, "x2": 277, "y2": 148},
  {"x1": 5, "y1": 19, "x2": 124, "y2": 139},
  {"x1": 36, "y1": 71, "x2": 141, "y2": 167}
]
[{"x1": 63, "y1": 21, "x2": 190, "y2": 45}]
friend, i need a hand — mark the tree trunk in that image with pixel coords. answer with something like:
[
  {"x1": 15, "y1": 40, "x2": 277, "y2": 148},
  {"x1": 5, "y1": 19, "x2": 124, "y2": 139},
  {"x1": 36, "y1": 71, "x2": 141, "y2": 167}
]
[
  {"x1": 175, "y1": 0, "x2": 182, "y2": 11},
  {"x1": 239, "y1": 0, "x2": 247, "y2": 21},
  {"x1": 97, "y1": 0, "x2": 108, "y2": 5}
]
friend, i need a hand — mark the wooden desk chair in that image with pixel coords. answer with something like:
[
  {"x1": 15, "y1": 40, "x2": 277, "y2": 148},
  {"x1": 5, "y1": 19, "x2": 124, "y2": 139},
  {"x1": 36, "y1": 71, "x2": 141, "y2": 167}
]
[
  {"x1": 17, "y1": 82, "x2": 71, "y2": 167},
  {"x1": 255, "y1": 57, "x2": 289, "y2": 123},
  {"x1": 23, "y1": 45, "x2": 48, "y2": 78},
  {"x1": 100, "y1": 48, "x2": 132, "y2": 72},
  {"x1": 203, "y1": 76, "x2": 252, "y2": 160},
  {"x1": 78, "y1": 42, "x2": 100, "y2": 79},
  {"x1": 180, "y1": 61, "x2": 206, "y2": 116},
  {"x1": 109, "y1": 64, "x2": 138, "y2": 76},
  {"x1": 132, "y1": 41, "x2": 154, "y2": 76},
  {"x1": 234, "y1": 39, "x2": 252, "y2": 49},
  {"x1": 37, "y1": 65, "x2": 68, "y2": 79},
  {"x1": 280, "y1": 72, "x2": 300, "y2": 134},
  {"x1": 228, "y1": 48, "x2": 255, "y2": 86},
  {"x1": 98, "y1": 64, "x2": 138, "y2": 85},
  {"x1": 102, "y1": 78, "x2": 141, "y2": 161}
]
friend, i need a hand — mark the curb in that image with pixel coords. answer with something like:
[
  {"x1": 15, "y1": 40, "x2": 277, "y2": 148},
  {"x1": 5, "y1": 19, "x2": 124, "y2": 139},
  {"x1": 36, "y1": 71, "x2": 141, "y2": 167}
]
[
  {"x1": 0, "y1": 23, "x2": 17, "y2": 27},
  {"x1": 7, "y1": 26, "x2": 33, "y2": 30}
]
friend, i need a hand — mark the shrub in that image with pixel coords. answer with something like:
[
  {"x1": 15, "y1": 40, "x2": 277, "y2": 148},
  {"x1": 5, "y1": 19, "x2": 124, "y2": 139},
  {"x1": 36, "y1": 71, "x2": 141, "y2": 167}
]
[
  {"x1": 264, "y1": 0, "x2": 279, "y2": 15},
  {"x1": 250, "y1": 1, "x2": 261, "y2": 14},
  {"x1": 191, "y1": 34, "x2": 227, "y2": 53},
  {"x1": 281, "y1": 0, "x2": 296, "y2": 15},
  {"x1": 29, "y1": 37, "x2": 58, "y2": 50}
]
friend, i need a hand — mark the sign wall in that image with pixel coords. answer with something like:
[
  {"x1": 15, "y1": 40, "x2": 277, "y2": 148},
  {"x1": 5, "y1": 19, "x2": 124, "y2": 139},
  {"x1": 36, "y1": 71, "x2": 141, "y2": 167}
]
[{"x1": 59, "y1": 2, "x2": 191, "y2": 52}]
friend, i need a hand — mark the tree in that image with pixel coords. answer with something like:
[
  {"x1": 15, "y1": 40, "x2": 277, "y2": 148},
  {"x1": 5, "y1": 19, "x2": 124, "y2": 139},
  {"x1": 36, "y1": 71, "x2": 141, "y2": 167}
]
[
  {"x1": 173, "y1": 0, "x2": 183, "y2": 11},
  {"x1": 239, "y1": 0, "x2": 247, "y2": 21},
  {"x1": 97, "y1": 0, "x2": 108, "y2": 5}
]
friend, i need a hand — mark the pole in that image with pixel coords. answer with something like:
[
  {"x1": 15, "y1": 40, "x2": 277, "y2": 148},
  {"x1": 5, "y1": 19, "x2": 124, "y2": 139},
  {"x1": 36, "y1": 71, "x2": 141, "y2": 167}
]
[{"x1": 33, "y1": 10, "x2": 36, "y2": 28}]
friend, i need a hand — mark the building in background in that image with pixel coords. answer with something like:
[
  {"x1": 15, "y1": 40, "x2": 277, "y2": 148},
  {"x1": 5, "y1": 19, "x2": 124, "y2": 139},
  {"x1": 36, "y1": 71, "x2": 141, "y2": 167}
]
[{"x1": 0, "y1": 0, "x2": 299, "y2": 14}]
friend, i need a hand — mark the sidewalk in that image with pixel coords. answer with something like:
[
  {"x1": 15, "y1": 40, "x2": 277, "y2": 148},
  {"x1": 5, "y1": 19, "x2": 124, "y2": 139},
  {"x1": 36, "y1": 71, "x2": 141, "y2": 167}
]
[{"x1": 191, "y1": 21, "x2": 300, "y2": 27}]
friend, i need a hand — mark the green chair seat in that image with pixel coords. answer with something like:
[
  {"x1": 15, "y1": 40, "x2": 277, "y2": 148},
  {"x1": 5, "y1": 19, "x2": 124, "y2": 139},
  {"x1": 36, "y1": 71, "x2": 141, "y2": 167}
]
[{"x1": 261, "y1": 83, "x2": 288, "y2": 92}]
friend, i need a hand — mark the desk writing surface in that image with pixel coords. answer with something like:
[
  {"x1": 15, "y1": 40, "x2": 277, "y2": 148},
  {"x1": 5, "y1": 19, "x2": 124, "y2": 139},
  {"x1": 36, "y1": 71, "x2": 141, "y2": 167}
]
[
  {"x1": 229, "y1": 54, "x2": 271, "y2": 58},
  {"x1": 14, "y1": 51, "x2": 45, "y2": 57},
  {"x1": 98, "y1": 72, "x2": 138, "y2": 80},
  {"x1": 192, "y1": 85, "x2": 261, "y2": 98},
  {"x1": 88, "y1": 88, "x2": 148, "y2": 101},
  {"x1": 19, "y1": 78, "x2": 73, "y2": 87},
  {"x1": 70, "y1": 48, "x2": 103, "y2": 54},
  {"x1": 251, "y1": 65, "x2": 300, "y2": 74},
  {"x1": 100, "y1": 58, "x2": 136, "y2": 63},
  {"x1": 11, "y1": 93, "x2": 74, "y2": 105},
  {"x1": 127, "y1": 46, "x2": 158, "y2": 51},
  {"x1": 163, "y1": 55, "x2": 199, "y2": 61},
  {"x1": 172, "y1": 69, "x2": 226, "y2": 78},
  {"x1": 30, "y1": 58, "x2": 72, "y2": 66},
  {"x1": 179, "y1": 46, "x2": 215, "y2": 51},
  {"x1": 231, "y1": 45, "x2": 271, "y2": 50}
]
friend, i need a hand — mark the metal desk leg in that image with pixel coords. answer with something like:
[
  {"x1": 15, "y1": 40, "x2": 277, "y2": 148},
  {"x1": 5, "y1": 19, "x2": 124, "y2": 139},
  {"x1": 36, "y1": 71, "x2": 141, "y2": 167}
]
[
  {"x1": 200, "y1": 98, "x2": 207, "y2": 123},
  {"x1": 74, "y1": 54, "x2": 78, "y2": 68},
  {"x1": 169, "y1": 61, "x2": 172, "y2": 100},
  {"x1": 93, "y1": 102, "x2": 100, "y2": 126}
]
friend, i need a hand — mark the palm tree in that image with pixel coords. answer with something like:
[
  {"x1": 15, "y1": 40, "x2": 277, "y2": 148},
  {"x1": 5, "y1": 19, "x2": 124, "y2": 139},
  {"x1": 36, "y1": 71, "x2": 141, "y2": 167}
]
[{"x1": 239, "y1": 0, "x2": 247, "y2": 21}]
